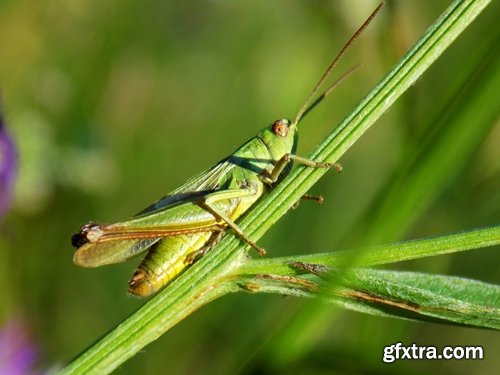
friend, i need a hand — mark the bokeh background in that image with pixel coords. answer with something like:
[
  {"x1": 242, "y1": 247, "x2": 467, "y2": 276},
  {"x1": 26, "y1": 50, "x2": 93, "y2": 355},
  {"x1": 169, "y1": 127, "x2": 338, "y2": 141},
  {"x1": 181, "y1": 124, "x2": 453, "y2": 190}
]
[{"x1": 1, "y1": 0, "x2": 499, "y2": 374}]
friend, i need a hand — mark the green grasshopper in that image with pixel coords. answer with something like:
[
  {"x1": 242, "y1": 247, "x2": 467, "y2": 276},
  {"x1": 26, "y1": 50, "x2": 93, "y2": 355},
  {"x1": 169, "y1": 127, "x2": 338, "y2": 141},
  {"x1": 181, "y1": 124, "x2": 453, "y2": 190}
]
[{"x1": 72, "y1": 3, "x2": 383, "y2": 297}]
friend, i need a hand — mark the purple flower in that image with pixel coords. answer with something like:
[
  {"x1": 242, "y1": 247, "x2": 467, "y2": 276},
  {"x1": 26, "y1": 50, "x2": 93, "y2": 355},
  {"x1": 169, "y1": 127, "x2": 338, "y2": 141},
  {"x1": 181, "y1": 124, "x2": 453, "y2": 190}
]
[
  {"x1": 0, "y1": 112, "x2": 17, "y2": 218},
  {"x1": 0, "y1": 317, "x2": 39, "y2": 375}
]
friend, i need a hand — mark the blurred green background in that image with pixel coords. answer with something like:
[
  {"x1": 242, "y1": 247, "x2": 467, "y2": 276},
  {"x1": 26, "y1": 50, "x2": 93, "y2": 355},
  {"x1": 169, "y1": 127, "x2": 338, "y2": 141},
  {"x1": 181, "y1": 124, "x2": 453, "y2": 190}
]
[{"x1": 1, "y1": 0, "x2": 499, "y2": 374}]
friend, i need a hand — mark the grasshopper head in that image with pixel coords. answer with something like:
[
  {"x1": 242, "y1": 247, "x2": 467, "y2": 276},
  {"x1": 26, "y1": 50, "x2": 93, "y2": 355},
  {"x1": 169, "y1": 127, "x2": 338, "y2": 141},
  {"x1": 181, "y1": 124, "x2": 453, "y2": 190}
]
[{"x1": 259, "y1": 119, "x2": 298, "y2": 162}]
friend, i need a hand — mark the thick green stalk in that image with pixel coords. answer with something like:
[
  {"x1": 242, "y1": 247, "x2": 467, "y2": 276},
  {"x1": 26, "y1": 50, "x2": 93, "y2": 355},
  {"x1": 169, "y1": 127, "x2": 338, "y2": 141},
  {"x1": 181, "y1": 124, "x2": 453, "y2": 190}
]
[{"x1": 61, "y1": 0, "x2": 492, "y2": 373}]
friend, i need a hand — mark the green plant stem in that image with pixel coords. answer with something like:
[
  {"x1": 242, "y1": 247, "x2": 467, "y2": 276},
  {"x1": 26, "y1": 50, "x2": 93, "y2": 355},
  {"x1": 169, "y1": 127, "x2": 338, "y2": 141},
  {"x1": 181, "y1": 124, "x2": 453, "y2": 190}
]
[
  {"x1": 237, "y1": 225, "x2": 500, "y2": 276},
  {"x1": 61, "y1": 0, "x2": 492, "y2": 373}
]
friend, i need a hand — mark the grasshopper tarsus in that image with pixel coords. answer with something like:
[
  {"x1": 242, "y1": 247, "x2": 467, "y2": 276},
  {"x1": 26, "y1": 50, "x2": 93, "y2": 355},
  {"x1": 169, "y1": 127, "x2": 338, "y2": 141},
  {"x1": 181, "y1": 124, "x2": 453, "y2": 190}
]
[
  {"x1": 293, "y1": 194, "x2": 325, "y2": 210},
  {"x1": 255, "y1": 246, "x2": 266, "y2": 257},
  {"x1": 302, "y1": 194, "x2": 324, "y2": 205},
  {"x1": 317, "y1": 162, "x2": 331, "y2": 168},
  {"x1": 307, "y1": 161, "x2": 342, "y2": 172}
]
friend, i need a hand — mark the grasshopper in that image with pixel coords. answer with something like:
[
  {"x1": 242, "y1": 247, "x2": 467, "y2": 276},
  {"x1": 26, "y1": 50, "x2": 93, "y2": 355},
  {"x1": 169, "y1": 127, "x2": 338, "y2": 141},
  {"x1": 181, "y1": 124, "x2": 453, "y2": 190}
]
[{"x1": 72, "y1": 3, "x2": 383, "y2": 297}]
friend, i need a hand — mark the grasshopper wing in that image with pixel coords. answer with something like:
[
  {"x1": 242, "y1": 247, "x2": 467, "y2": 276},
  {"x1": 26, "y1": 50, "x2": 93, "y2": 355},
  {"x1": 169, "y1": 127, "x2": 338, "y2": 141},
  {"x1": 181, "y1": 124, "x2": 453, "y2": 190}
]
[
  {"x1": 73, "y1": 237, "x2": 160, "y2": 267},
  {"x1": 137, "y1": 158, "x2": 235, "y2": 215},
  {"x1": 73, "y1": 160, "x2": 238, "y2": 267}
]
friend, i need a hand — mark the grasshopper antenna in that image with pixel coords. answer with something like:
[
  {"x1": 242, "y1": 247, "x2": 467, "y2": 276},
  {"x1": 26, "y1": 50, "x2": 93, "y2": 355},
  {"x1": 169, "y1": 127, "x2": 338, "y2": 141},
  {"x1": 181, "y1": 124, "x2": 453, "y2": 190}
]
[
  {"x1": 292, "y1": 1, "x2": 384, "y2": 128},
  {"x1": 299, "y1": 64, "x2": 362, "y2": 122}
]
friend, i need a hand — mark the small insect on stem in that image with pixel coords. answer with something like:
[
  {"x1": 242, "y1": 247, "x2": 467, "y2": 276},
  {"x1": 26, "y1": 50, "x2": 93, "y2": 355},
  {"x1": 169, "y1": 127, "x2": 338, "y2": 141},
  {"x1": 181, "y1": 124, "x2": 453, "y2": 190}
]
[{"x1": 72, "y1": 2, "x2": 384, "y2": 297}]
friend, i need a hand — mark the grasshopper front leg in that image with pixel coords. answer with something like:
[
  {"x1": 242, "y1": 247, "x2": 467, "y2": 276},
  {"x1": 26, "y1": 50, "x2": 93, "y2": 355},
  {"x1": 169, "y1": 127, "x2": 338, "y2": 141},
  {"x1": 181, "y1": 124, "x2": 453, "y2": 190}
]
[{"x1": 261, "y1": 153, "x2": 342, "y2": 185}]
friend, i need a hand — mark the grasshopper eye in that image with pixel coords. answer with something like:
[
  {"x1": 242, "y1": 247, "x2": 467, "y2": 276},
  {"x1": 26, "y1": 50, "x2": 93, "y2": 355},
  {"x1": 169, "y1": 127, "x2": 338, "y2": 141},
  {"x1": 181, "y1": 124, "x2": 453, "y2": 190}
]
[{"x1": 272, "y1": 119, "x2": 290, "y2": 138}]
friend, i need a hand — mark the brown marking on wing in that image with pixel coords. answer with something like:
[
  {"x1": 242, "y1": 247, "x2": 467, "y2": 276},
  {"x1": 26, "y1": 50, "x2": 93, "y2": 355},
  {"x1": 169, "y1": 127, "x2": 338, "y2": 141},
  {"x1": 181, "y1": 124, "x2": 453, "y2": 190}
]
[{"x1": 72, "y1": 222, "x2": 222, "y2": 248}]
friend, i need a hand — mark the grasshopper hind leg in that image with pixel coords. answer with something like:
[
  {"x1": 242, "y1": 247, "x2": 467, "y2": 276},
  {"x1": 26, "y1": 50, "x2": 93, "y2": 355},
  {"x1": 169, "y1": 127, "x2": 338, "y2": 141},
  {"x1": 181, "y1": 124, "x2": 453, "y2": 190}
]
[
  {"x1": 184, "y1": 230, "x2": 225, "y2": 265},
  {"x1": 199, "y1": 189, "x2": 267, "y2": 256}
]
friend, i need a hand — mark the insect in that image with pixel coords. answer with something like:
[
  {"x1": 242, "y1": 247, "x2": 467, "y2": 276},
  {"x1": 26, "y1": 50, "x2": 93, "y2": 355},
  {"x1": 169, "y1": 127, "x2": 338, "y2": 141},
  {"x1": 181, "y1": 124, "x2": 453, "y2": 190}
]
[{"x1": 72, "y1": 3, "x2": 383, "y2": 297}]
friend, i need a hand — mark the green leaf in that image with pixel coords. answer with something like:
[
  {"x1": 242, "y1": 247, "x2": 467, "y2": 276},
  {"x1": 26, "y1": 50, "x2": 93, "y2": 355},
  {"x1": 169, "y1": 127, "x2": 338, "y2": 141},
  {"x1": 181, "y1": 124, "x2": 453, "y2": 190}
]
[
  {"x1": 332, "y1": 269, "x2": 500, "y2": 329},
  {"x1": 235, "y1": 267, "x2": 500, "y2": 329}
]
